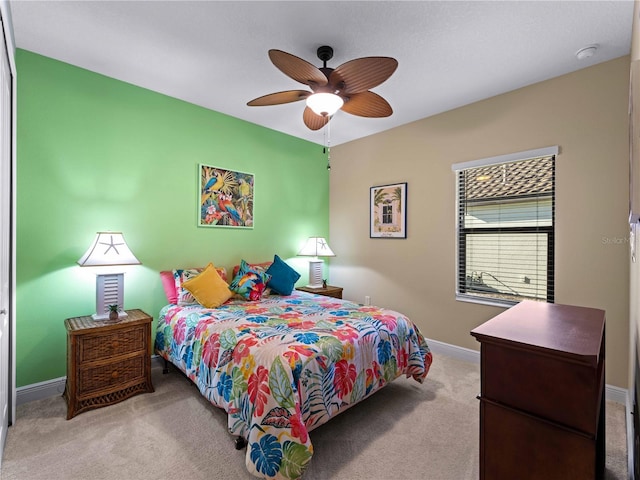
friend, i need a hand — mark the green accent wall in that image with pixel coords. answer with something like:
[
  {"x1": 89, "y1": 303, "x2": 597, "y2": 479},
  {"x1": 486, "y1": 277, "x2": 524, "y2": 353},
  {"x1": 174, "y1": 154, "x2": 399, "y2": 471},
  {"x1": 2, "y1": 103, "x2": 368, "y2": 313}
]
[{"x1": 15, "y1": 49, "x2": 329, "y2": 387}]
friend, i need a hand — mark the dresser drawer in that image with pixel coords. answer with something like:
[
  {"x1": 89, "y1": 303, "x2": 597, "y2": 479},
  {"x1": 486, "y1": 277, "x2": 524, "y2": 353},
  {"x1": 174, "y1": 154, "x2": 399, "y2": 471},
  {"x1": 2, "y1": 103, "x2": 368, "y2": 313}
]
[
  {"x1": 78, "y1": 324, "x2": 147, "y2": 363},
  {"x1": 481, "y1": 341, "x2": 603, "y2": 435},
  {"x1": 78, "y1": 354, "x2": 146, "y2": 396},
  {"x1": 481, "y1": 398, "x2": 597, "y2": 479}
]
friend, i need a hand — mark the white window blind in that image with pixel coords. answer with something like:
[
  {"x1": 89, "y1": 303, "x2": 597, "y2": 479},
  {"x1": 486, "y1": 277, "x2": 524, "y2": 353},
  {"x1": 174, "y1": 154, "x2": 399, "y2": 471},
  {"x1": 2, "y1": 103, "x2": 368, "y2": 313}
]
[{"x1": 455, "y1": 153, "x2": 555, "y2": 305}]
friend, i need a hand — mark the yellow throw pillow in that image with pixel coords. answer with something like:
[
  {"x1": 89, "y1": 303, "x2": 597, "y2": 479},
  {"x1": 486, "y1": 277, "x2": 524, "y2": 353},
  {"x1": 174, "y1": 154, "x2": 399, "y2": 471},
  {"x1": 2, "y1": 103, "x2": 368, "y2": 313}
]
[{"x1": 182, "y1": 262, "x2": 232, "y2": 308}]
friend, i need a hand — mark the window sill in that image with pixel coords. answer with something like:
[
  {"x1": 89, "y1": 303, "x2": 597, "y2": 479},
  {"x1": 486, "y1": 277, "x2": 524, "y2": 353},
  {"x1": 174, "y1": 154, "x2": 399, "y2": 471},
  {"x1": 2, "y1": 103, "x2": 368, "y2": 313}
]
[{"x1": 455, "y1": 293, "x2": 517, "y2": 309}]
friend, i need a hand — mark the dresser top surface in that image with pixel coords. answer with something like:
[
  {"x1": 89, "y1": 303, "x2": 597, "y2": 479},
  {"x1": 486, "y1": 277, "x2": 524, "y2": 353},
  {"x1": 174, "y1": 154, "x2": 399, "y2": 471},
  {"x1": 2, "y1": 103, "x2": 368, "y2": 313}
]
[
  {"x1": 470, "y1": 301, "x2": 605, "y2": 361},
  {"x1": 65, "y1": 309, "x2": 151, "y2": 333}
]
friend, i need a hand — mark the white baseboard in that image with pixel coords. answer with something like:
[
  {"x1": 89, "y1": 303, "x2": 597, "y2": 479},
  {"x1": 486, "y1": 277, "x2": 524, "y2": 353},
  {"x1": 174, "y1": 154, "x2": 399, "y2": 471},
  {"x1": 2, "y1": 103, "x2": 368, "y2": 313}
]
[
  {"x1": 426, "y1": 337, "x2": 480, "y2": 364},
  {"x1": 627, "y1": 392, "x2": 634, "y2": 480},
  {"x1": 15, "y1": 347, "x2": 627, "y2": 406},
  {"x1": 607, "y1": 383, "x2": 628, "y2": 405},
  {"x1": 16, "y1": 376, "x2": 66, "y2": 405},
  {"x1": 16, "y1": 356, "x2": 166, "y2": 406},
  {"x1": 426, "y1": 337, "x2": 628, "y2": 405}
]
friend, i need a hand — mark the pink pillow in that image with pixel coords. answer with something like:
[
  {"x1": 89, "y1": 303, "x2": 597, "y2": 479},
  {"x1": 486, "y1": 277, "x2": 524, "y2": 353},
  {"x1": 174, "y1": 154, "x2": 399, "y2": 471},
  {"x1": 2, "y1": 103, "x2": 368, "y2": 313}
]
[
  {"x1": 216, "y1": 267, "x2": 228, "y2": 283},
  {"x1": 160, "y1": 270, "x2": 177, "y2": 304}
]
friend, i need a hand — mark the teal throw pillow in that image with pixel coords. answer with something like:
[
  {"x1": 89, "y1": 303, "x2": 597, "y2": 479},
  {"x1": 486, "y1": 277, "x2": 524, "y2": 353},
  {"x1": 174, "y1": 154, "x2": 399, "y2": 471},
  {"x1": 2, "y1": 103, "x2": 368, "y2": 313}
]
[{"x1": 265, "y1": 254, "x2": 301, "y2": 295}]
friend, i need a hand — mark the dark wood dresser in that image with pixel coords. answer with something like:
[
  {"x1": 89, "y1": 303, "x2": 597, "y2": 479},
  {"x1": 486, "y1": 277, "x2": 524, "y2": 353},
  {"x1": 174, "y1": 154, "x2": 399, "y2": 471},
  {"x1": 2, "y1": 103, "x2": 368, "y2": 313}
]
[
  {"x1": 470, "y1": 300, "x2": 605, "y2": 480},
  {"x1": 64, "y1": 309, "x2": 154, "y2": 419}
]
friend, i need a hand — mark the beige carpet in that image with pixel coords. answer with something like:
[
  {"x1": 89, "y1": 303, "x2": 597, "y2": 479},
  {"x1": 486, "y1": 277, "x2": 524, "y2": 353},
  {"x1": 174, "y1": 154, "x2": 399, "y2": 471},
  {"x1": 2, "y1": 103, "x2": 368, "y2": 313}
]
[{"x1": 0, "y1": 354, "x2": 628, "y2": 480}]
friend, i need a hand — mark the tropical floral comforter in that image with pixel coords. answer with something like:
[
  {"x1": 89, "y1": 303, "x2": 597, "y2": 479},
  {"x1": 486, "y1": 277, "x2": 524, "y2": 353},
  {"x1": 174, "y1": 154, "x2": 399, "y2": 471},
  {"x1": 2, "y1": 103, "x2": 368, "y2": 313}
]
[{"x1": 154, "y1": 291, "x2": 432, "y2": 479}]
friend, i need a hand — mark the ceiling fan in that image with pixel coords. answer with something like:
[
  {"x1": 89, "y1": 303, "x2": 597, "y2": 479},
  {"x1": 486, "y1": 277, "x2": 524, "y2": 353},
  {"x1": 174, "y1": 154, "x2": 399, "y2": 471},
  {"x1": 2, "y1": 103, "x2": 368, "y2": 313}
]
[{"x1": 247, "y1": 46, "x2": 398, "y2": 131}]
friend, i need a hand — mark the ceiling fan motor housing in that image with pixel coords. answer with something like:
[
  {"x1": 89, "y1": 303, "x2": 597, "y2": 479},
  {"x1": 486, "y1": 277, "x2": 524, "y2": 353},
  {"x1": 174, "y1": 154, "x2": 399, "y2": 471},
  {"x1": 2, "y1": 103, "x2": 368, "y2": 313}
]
[{"x1": 317, "y1": 45, "x2": 334, "y2": 65}]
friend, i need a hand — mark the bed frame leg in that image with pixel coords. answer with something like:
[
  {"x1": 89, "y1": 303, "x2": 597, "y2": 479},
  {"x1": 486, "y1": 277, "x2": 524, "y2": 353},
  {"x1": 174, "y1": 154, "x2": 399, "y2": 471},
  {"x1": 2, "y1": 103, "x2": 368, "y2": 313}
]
[
  {"x1": 162, "y1": 359, "x2": 169, "y2": 374},
  {"x1": 234, "y1": 436, "x2": 246, "y2": 450}
]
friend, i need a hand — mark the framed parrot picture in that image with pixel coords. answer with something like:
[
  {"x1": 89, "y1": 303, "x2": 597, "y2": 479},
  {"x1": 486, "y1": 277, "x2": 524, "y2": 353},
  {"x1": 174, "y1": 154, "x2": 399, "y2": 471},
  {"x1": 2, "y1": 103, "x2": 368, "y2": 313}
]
[
  {"x1": 198, "y1": 164, "x2": 254, "y2": 228},
  {"x1": 370, "y1": 182, "x2": 407, "y2": 238}
]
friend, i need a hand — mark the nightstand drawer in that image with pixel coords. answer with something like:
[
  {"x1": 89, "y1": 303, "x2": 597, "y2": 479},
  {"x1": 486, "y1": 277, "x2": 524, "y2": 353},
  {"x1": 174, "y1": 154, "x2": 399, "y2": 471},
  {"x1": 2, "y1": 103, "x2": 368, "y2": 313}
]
[
  {"x1": 79, "y1": 325, "x2": 146, "y2": 363},
  {"x1": 320, "y1": 289, "x2": 342, "y2": 299},
  {"x1": 78, "y1": 354, "x2": 146, "y2": 396}
]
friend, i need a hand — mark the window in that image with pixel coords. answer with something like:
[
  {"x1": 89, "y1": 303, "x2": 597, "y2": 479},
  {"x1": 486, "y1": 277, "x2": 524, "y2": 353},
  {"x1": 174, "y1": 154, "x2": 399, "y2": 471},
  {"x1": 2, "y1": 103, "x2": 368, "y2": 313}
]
[
  {"x1": 382, "y1": 203, "x2": 393, "y2": 224},
  {"x1": 453, "y1": 147, "x2": 557, "y2": 306}
]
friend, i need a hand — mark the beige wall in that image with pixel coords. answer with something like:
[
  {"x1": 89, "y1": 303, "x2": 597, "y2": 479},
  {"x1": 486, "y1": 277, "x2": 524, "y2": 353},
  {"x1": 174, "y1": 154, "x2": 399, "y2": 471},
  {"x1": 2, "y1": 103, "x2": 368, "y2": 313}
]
[
  {"x1": 629, "y1": 2, "x2": 640, "y2": 403},
  {"x1": 330, "y1": 56, "x2": 630, "y2": 388}
]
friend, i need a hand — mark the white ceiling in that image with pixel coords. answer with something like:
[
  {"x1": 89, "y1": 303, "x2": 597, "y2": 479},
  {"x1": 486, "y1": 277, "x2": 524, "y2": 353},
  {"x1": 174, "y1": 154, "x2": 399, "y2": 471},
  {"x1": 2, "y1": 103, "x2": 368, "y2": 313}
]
[{"x1": 8, "y1": 0, "x2": 635, "y2": 146}]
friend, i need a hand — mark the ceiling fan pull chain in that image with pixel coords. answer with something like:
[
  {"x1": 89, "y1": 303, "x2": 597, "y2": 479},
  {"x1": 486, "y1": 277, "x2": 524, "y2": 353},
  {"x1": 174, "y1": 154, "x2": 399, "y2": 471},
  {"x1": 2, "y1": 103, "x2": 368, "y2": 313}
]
[{"x1": 326, "y1": 119, "x2": 331, "y2": 170}]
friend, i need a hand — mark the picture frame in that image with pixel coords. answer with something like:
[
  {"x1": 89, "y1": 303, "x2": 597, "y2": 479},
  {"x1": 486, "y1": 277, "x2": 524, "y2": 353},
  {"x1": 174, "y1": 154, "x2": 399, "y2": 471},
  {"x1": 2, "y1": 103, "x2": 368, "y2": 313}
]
[
  {"x1": 198, "y1": 164, "x2": 254, "y2": 228},
  {"x1": 370, "y1": 182, "x2": 407, "y2": 238}
]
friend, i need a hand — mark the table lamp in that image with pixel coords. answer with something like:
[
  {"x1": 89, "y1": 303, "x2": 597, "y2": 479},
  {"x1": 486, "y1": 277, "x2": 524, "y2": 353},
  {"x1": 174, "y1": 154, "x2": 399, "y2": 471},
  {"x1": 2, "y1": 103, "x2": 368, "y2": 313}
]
[
  {"x1": 298, "y1": 237, "x2": 335, "y2": 288},
  {"x1": 77, "y1": 232, "x2": 141, "y2": 320}
]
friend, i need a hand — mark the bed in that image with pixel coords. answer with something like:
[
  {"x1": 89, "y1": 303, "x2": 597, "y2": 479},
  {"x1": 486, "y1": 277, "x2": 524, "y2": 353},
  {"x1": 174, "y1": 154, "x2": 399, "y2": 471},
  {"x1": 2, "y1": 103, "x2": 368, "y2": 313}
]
[{"x1": 154, "y1": 259, "x2": 432, "y2": 479}]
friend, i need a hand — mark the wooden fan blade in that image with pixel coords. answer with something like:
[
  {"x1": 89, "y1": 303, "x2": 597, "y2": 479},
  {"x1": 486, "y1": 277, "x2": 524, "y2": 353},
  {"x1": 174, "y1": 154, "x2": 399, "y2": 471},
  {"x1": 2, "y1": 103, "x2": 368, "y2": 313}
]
[
  {"x1": 269, "y1": 50, "x2": 328, "y2": 87},
  {"x1": 330, "y1": 57, "x2": 398, "y2": 94},
  {"x1": 247, "y1": 90, "x2": 310, "y2": 106},
  {"x1": 303, "y1": 107, "x2": 330, "y2": 130},
  {"x1": 341, "y1": 91, "x2": 393, "y2": 118}
]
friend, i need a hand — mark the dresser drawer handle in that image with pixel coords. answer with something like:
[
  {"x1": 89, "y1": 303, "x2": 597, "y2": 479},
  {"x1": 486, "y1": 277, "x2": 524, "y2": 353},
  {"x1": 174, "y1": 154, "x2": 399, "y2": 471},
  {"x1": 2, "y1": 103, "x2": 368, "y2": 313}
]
[
  {"x1": 111, "y1": 370, "x2": 119, "y2": 379},
  {"x1": 111, "y1": 341, "x2": 119, "y2": 349}
]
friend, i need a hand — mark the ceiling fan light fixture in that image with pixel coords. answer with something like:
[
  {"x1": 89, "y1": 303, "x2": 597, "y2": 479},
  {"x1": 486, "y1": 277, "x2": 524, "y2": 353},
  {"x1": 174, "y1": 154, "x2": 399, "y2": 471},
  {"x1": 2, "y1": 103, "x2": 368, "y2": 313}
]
[{"x1": 306, "y1": 93, "x2": 344, "y2": 117}]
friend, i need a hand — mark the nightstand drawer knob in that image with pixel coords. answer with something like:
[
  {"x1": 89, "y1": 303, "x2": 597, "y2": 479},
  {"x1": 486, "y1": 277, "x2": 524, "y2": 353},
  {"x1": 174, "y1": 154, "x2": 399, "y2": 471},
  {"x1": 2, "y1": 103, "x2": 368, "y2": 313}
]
[
  {"x1": 111, "y1": 370, "x2": 119, "y2": 379},
  {"x1": 111, "y1": 341, "x2": 119, "y2": 349}
]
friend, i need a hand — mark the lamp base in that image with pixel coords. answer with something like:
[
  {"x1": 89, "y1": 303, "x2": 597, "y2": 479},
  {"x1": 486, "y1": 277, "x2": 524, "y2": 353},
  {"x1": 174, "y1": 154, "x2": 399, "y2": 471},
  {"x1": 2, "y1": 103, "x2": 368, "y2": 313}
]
[
  {"x1": 306, "y1": 259, "x2": 324, "y2": 289},
  {"x1": 94, "y1": 272, "x2": 126, "y2": 321}
]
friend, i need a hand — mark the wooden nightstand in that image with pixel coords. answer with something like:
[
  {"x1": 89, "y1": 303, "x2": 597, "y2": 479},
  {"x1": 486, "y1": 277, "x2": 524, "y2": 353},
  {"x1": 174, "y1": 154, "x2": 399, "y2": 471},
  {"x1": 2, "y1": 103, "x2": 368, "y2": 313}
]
[
  {"x1": 64, "y1": 309, "x2": 154, "y2": 420},
  {"x1": 296, "y1": 285, "x2": 343, "y2": 299}
]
